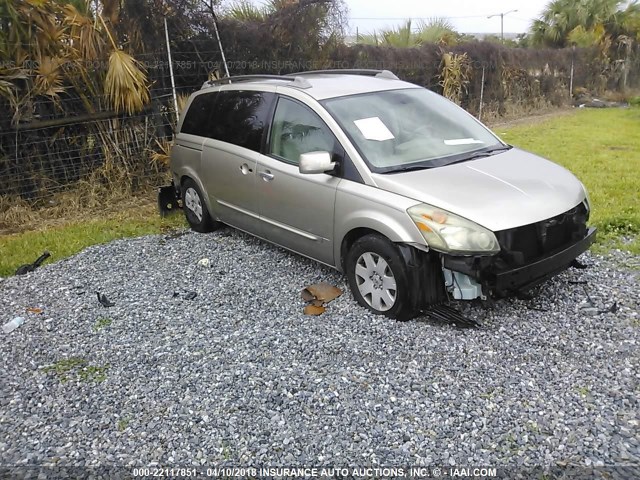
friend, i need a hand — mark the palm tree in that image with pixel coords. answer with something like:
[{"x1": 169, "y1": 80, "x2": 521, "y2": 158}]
[
  {"x1": 531, "y1": 0, "x2": 640, "y2": 48},
  {"x1": 223, "y1": 0, "x2": 347, "y2": 62},
  {"x1": 415, "y1": 18, "x2": 462, "y2": 45},
  {"x1": 358, "y1": 18, "x2": 461, "y2": 47},
  {"x1": 0, "y1": 0, "x2": 151, "y2": 118}
]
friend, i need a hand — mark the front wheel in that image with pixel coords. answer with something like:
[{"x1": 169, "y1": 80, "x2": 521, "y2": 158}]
[
  {"x1": 181, "y1": 178, "x2": 218, "y2": 233},
  {"x1": 345, "y1": 234, "x2": 419, "y2": 321}
]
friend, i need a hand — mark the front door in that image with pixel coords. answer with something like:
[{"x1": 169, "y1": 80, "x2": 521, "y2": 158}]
[{"x1": 257, "y1": 96, "x2": 341, "y2": 266}]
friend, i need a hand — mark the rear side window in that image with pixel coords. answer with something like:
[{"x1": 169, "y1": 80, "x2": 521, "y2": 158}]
[
  {"x1": 181, "y1": 92, "x2": 217, "y2": 137},
  {"x1": 212, "y1": 91, "x2": 275, "y2": 152}
]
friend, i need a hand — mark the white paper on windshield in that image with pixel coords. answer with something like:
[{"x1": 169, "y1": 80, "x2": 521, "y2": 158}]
[
  {"x1": 354, "y1": 117, "x2": 395, "y2": 141},
  {"x1": 444, "y1": 138, "x2": 485, "y2": 145}
]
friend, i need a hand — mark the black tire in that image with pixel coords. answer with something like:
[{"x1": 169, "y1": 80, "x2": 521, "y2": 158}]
[
  {"x1": 181, "y1": 178, "x2": 218, "y2": 233},
  {"x1": 345, "y1": 234, "x2": 419, "y2": 321}
]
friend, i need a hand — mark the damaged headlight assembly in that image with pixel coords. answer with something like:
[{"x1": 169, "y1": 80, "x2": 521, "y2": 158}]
[{"x1": 407, "y1": 204, "x2": 500, "y2": 255}]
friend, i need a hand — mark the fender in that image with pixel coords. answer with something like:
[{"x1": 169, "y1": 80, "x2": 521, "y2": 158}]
[{"x1": 333, "y1": 184, "x2": 427, "y2": 269}]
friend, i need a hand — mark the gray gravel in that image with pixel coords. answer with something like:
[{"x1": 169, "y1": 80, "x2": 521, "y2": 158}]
[{"x1": 0, "y1": 227, "x2": 638, "y2": 470}]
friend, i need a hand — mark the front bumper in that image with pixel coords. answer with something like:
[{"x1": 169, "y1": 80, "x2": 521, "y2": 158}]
[{"x1": 444, "y1": 227, "x2": 597, "y2": 296}]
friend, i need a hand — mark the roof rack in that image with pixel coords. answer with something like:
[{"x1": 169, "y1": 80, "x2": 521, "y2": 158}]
[
  {"x1": 201, "y1": 75, "x2": 311, "y2": 89},
  {"x1": 287, "y1": 69, "x2": 399, "y2": 80}
]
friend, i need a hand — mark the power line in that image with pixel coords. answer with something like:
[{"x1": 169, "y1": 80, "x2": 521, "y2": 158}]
[{"x1": 350, "y1": 15, "x2": 492, "y2": 20}]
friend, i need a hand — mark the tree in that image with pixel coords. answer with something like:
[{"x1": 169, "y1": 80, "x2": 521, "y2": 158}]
[
  {"x1": 219, "y1": 0, "x2": 347, "y2": 62},
  {"x1": 531, "y1": 0, "x2": 640, "y2": 49}
]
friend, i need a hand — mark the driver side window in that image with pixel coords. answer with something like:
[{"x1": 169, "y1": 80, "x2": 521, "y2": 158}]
[{"x1": 269, "y1": 97, "x2": 336, "y2": 165}]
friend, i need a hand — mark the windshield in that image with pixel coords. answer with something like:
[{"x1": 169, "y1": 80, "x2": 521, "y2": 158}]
[{"x1": 322, "y1": 88, "x2": 506, "y2": 172}]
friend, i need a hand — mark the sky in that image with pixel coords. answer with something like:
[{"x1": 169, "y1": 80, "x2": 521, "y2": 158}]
[{"x1": 341, "y1": 0, "x2": 551, "y2": 36}]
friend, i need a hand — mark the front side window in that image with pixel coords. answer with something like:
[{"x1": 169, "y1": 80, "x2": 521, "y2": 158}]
[
  {"x1": 269, "y1": 97, "x2": 336, "y2": 165},
  {"x1": 211, "y1": 91, "x2": 275, "y2": 152},
  {"x1": 322, "y1": 88, "x2": 505, "y2": 173}
]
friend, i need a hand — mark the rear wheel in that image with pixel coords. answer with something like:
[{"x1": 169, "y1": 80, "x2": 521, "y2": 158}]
[
  {"x1": 345, "y1": 234, "x2": 420, "y2": 320},
  {"x1": 181, "y1": 178, "x2": 218, "y2": 233}
]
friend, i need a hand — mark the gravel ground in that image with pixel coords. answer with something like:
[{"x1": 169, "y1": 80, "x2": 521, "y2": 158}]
[{"x1": 0, "y1": 227, "x2": 638, "y2": 472}]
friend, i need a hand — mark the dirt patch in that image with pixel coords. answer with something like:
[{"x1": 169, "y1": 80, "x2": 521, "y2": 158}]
[
  {"x1": 487, "y1": 107, "x2": 576, "y2": 129},
  {"x1": 0, "y1": 194, "x2": 160, "y2": 236}
]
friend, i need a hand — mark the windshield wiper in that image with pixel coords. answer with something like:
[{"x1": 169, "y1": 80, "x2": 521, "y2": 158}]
[
  {"x1": 386, "y1": 163, "x2": 436, "y2": 173},
  {"x1": 444, "y1": 145, "x2": 512, "y2": 165},
  {"x1": 382, "y1": 145, "x2": 512, "y2": 174}
]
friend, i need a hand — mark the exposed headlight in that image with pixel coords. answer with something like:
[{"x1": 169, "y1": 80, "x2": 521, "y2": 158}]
[{"x1": 407, "y1": 204, "x2": 500, "y2": 255}]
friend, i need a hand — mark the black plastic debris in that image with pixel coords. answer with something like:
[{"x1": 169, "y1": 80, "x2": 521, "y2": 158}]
[
  {"x1": 424, "y1": 304, "x2": 481, "y2": 328},
  {"x1": 15, "y1": 251, "x2": 51, "y2": 275},
  {"x1": 96, "y1": 292, "x2": 115, "y2": 308},
  {"x1": 571, "y1": 259, "x2": 590, "y2": 269},
  {"x1": 599, "y1": 302, "x2": 618, "y2": 314}
]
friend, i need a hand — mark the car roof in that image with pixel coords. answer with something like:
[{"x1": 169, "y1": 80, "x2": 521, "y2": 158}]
[{"x1": 201, "y1": 71, "x2": 421, "y2": 101}]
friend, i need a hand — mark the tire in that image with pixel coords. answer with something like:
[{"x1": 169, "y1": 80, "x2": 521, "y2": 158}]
[
  {"x1": 181, "y1": 178, "x2": 218, "y2": 233},
  {"x1": 345, "y1": 234, "x2": 420, "y2": 321}
]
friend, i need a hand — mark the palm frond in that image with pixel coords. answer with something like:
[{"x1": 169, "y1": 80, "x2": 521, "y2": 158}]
[
  {"x1": 33, "y1": 56, "x2": 66, "y2": 97},
  {"x1": 148, "y1": 138, "x2": 172, "y2": 168},
  {"x1": 226, "y1": 0, "x2": 268, "y2": 22},
  {"x1": 64, "y1": 3, "x2": 104, "y2": 60},
  {"x1": 104, "y1": 49, "x2": 150, "y2": 114}
]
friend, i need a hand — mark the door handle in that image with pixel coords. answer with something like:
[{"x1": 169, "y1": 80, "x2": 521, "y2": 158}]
[
  {"x1": 260, "y1": 171, "x2": 274, "y2": 182},
  {"x1": 239, "y1": 163, "x2": 253, "y2": 175}
]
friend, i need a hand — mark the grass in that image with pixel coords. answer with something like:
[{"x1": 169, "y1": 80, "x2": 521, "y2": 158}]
[
  {"x1": 94, "y1": 317, "x2": 113, "y2": 331},
  {"x1": 498, "y1": 108, "x2": 640, "y2": 254},
  {"x1": 0, "y1": 202, "x2": 185, "y2": 277},
  {"x1": 117, "y1": 417, "x2": 130, "y2": 432},
  {"x1": 0, "y1": 109, "x2": 638, "y2": 277},
  {"x1": 42, "y1": 357, "x2": 110, "y2": 383}
]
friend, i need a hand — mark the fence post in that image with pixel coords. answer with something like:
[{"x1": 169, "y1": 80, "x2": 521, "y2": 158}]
[
  {"x1": 164, "y1": 17, "x2": 179, "y2": 123},
  {"x1": 569, "y1": 44, "x2": 575, "y2": 98},
  {"x1": 479, "y1": 65, "x2": 485, "y2": 122}
]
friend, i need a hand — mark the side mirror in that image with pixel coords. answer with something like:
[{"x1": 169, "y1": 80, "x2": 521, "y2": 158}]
[{"x1": 299, "y1": 151, "x2": 336, "y2": 174}]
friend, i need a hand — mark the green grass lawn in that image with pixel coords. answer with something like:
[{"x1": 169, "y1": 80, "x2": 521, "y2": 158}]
[
  {"x1": 0, "y1": 206, "x2": 185, "y2": 277},
  {"x1": 498, "y1": 108, "x2": 639, "y2": 254},
  {"x1": 0, "y1": 108, "x2": 638, "y2": 277}
]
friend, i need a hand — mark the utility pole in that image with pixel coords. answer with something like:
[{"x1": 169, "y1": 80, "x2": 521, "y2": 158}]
[{"x1": 487, "y1": 9, "x2": 517, "y2": 44}]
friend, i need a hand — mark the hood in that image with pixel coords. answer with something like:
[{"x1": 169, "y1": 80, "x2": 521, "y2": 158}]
[{"x1": 371, "y1": 148, "x2": 586, "y2": 231}]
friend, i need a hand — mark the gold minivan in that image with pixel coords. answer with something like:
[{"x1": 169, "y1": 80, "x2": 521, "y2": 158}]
[{"x1": 164, "y1": 70, "x2": 596, "y2": 320}]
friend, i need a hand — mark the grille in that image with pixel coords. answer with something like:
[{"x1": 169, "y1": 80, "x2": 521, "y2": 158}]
[{"x1": 494, "y1": 203, "x2": 589, "y2": 267}]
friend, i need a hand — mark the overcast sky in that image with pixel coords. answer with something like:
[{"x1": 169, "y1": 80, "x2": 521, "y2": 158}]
[{"x1": 341, "y1": 0, "x2": 551, "y2": 35}]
